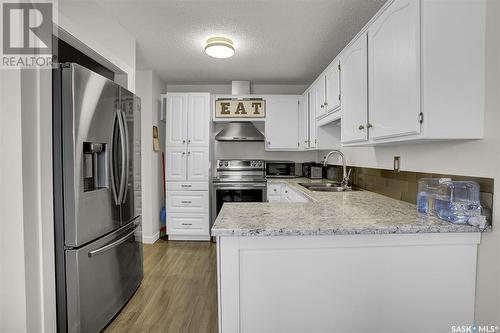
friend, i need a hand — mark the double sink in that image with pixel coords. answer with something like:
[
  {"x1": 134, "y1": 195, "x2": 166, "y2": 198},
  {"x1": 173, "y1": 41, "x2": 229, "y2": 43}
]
[{"x1": 298, "y1": 182, "x2": 361, "y2": 192}]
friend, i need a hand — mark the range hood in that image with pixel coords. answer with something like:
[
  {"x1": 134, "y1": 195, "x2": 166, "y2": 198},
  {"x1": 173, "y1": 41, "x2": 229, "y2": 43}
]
[{"x1": 215, "y1": 122, "x2": 265, "y2": 141}]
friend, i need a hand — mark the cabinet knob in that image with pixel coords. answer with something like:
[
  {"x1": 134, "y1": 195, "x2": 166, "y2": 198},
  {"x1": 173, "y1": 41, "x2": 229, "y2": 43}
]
[
  {"x1": 274, "y1": 189, "x2": 277, "y2": 192},
  {"x1": 187, "y1": 151, "x2": 191, "y2": 155},
  {"x1": 267, "y1": 141, "x2": 271, "y2": 145},
  {"x1": 188, "y1": 139, "x2": 191, "y2": 143},
  {"x1": 182, "y1": 139, "x2": 186, "y2": 143},
  {"x1": 367, "y1": 123, "x2": 373, "y2": 129},
  {"x1": 182, "y1": 151, "x2": 186, "y2": 155},
  {"x1": 320, "y1": 104, "x2": 324, "y2": 108},
  {"x1": 324, "y1": 102, "x2": 328, "y2": 106},
  {"x1": 304, "y1": 140, "x2": 308, "y2": 144},
  {"x1": 358, "y1": 125, "x2": 365, "y2": 130},
  {"x1": 285, "y1": 190, "x2": 288, "y2": 193}
]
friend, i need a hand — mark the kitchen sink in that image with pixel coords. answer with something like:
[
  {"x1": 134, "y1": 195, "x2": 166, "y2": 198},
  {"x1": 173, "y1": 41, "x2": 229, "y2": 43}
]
[{"x1": 298, "y1": 182, "x2": 361, "y2": 192}]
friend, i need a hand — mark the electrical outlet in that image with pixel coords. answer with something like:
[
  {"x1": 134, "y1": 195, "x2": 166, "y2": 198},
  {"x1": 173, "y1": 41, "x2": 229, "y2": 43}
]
[{"x1": 393, "y1": 156, "x2": 401, "y2": 172}]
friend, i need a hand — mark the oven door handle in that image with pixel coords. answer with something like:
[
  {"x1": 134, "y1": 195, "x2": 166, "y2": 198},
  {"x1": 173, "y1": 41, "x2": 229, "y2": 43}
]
[{"x1": 213, "y1": 184, "x2": 267, "y2": 189}]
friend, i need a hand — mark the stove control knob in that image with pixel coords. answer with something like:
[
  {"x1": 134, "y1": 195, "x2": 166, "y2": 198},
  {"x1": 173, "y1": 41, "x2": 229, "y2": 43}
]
[
  {"x1": 250, "y1": 161, "x2": 255, "y2": 167},
  {"x1": 224, "y1": 161, "x2": 229, "y2": 167},
  {"x1": 218, "y1": 161, "x2": 223, "y2": 167}
]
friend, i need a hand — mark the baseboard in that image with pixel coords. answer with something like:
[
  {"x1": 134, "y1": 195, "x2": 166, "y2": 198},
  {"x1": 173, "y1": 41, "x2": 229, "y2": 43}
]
[
  {"x1": 168, "y1": 234, "x2": 211, "y2": 241},
  {"x1": 143, "y1": 231, "x2": 160, "y2": 244}
]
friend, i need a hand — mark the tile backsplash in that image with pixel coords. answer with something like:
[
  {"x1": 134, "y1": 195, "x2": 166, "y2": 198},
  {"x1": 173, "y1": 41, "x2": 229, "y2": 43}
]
[{"x1": 326, "y1": 165, "x2": 494, "y2": 224}]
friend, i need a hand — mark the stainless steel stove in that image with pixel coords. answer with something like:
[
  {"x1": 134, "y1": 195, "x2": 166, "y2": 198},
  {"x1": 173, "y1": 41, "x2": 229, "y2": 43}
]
[{"x1": 212, "y1": 159, "x2": 267, "y2": 225}]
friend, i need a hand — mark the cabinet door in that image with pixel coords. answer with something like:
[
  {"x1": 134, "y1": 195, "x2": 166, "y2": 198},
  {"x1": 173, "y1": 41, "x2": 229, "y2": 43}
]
[
  {"x1": 298, "y1": 94, "x2": 310, "y2": 150},
  {"x1": 166, "y1": 146, "x2": 186, "y2": 181},
  {"x1": 166, "y1": 94, "x2": 188, "y2": 146},
  {"x1": 187, "y1": 93, "x2": 210, "y2": 146},
  {"x1": 340, "y1": 33, "x2": 368, "y2": 144},
  {"x1": 308, "y1": 91, "x2": 318, "y2": 148},
  {"x1": 368, "y1": 0, "x2": 420, "y2": 140},
  {"x1": 265, "y1": 96, "x2": 300, "y2": 150},
  {"x1": 187, "y1": 147, "x2": 209, "y2": 181},
  {"x1": 325, "y1": 60, "x2": 341, "y2": 112}
]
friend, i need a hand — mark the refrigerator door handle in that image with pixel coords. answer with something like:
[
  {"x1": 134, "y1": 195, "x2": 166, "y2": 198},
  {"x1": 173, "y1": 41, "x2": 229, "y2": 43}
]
[
  {"x1": 110, "y1": 111, "x2": 120, "y2": 205},
  {"x1": 117, "y1": 109, "x2": 127, "y2": 204},
  {"x1": 87, "y1": 226, "x2": 137, "y2": 257},
  {"x1": 120, "y1": 110, "x2": 130, "y2": 204}
]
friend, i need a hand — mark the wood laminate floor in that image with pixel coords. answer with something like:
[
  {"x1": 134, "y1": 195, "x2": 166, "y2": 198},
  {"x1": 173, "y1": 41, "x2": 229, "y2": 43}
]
[{"x1": 104, "y1": 239, "x2": 218, "y2": 333}]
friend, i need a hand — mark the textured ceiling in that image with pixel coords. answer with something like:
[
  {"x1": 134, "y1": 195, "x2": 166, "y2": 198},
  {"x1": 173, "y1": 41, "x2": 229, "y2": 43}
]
[{"x1": 97, "y1": 0, "x2": 386, "y2": 84}]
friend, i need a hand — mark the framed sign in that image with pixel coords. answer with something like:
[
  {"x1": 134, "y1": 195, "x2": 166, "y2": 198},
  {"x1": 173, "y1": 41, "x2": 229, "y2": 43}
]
[{"x1": 215, "y1": 99, "x2": 266, "y2": 118}]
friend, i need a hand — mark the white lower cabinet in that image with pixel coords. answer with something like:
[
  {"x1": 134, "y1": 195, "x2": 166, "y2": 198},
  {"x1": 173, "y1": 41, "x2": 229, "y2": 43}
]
[
  {"x1": 166, "y1": 183, "x2": 210, "y2": 240},
  {"x1": 267, "y1": 183, "x2": 309, "y2": 203}
]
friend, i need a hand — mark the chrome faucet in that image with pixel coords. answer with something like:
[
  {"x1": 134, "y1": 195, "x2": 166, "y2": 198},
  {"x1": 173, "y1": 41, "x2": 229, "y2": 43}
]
[{"x1": 323, "y1": 150, "x2": 350, "y2": 188}]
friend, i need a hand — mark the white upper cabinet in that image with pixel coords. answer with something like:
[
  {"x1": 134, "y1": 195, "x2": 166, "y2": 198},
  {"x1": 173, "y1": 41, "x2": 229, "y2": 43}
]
[
  {"x1": 164, "y1": 93, "x2": 210, "y2": 182},
  {"x1": 187, "y1": 93, "x2": 210, "y2": 146},
  {"x1": 324, "y1": 60, "x2": 341, "y2": 114},
  {"x1": 305, "y1": 0, "x2": 485, "y2": 146},
  {"x1": 166, "y1": 94, "x2": 188, "y2": 146},
  {"x1": 340, "y1": 33, "x2": 368, "y2": 144},
  {"x1": 368, "y1": 0, "x2": 420, "y2": 140},
  {"x1": 298, "y1": 93, "x2": 309, "y2": 150},
  {"x1": 308, "y1": 89, "x2": 318, "y2": 148},
  {"x1": 265, "y1": 96, "x2": 300, "y2": 150}
]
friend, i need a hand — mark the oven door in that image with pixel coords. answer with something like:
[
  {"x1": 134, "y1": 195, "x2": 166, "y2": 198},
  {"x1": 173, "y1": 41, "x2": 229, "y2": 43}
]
[{"x1": 211, "y1": 182, "x2": 267, "y2": 227}]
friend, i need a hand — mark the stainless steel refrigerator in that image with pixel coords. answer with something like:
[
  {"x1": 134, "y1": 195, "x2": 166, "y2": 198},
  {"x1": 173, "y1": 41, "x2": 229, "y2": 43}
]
[{"x1": 53, "y1": 63, "x2": 143, "y2": 333}]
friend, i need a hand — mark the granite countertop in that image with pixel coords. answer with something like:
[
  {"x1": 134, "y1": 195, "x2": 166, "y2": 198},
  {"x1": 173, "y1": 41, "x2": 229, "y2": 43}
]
[{"x1": 211, "y1": 177, "x2": 489, "y2": 237}]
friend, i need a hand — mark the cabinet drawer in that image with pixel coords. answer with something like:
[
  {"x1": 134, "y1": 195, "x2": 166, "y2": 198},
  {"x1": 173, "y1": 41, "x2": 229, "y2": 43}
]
[
  {"x1": 166, "y1": 191, "x2": 208, "y2": 213},
  {"x1": 267, "y1": 183, "x2": 283, "y2": 195},
  {"x1": 167, "y1": 213, "x2": 209, "y2": 235},
  {"x1": 166, "y1": 182, "x2": 209, "y2": 191}
]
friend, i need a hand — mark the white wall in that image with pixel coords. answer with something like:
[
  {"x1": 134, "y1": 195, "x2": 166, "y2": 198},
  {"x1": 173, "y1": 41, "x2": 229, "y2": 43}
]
[
  {"x1": 319, "y1": 0, "x2": 500, "y2": 324},
  {"x1": 0, "y1": 68, "x2": 56, "y2": 332},
  {"x1": 57, "y1": 0, "x2": 137, "y2": 90},
  {"x1": 136, "y1": 71, "x2": 166, "y2": 243}
]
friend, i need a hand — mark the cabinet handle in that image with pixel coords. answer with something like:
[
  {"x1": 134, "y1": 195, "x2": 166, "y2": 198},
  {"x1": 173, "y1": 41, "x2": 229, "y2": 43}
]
[
  {"x1": 181, "y1": 200, "x2": 192, "y2": 204},
  {"x1": 367, "y1": 123, "x2": 373, "y2": 129},
  {"x1": 358, "y1": 125, "x2": 365, "y2": 130},
  {"x1": 273, "y1": 189, "x2": 277, "y2": 192},
  {"x1": 181, "y1": 184, "x2": 192, "y2": 188},
  {"x1": 181, "y1": 223, "x2": 192, "y2": 226}
]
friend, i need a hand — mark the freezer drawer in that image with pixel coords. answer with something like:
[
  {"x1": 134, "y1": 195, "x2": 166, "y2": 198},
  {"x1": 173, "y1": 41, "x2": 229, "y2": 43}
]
[{"x1": 65, "y1": 219, "x2": 143, "y2": 333}]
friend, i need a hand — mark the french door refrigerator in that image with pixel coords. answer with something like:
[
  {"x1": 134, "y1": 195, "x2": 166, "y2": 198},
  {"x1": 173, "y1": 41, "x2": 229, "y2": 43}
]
[{"x1": 53, "y1": 63, "x2": 143, "y2": 333}]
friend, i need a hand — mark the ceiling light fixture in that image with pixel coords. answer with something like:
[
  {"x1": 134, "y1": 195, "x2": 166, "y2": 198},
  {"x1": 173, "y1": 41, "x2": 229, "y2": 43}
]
[{"x1": 205, "y1": 37, "x2": 235, "y2": 58}]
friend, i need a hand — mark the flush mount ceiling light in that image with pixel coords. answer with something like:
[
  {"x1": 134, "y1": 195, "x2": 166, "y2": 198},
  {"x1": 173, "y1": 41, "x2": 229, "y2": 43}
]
[{"x1": 205, "y1": 37, "x2": 235, "y2": 58}]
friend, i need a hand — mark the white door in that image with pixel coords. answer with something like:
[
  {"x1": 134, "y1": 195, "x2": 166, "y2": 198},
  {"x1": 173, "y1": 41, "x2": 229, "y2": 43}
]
[
  {"x1": 341, "y1": 33, "x2": 368, "y2": 144},
  {"x1": 368, "y1": 0, "x2": 420, "y2": 140},
  {"x1": 166, "y1": 94, "x2": 188, "y2": 146},
  {"x1": 166, "y1": 146, "x2": 186, "y2": 181},
  {"x1": 265, "y1": 96, "x2": 300, "y2": 150},
  {"x1": 187, "y1": 147, "x2": 209, "y2": 181},
  {"x1": 325, "y1": 60, "x2": 341, "y2": 112},
  {"x1": 317, "y1": 78, "x2": 326, "y2": 118},
  {"x1": 187, "y1": 93, "x2": 210, "y2": 146},
  {"x1": 308, "y1": 91, "x2": 318, "y2": 149}
]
